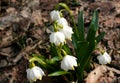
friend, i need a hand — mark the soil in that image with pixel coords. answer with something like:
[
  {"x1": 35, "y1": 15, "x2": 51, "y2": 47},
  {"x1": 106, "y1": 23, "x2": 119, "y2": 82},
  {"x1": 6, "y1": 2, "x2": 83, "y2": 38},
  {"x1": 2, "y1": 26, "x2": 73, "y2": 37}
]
[{"x1": 0, "y1": 0, "x2": 120, "y2": 83}]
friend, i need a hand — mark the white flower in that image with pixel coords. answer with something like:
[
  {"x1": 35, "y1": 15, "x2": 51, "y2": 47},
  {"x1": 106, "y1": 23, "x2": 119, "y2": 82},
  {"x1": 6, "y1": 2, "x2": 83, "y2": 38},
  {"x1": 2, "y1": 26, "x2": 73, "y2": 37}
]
[
  {"x1": 61, "y1": 55, "x2": 77, "y2": 71},
  {"x1": 26, "y1": 66, "x2": 45, "y2": 81},
  {"x1": 57, "y1": 17, "x2": 68, "y2": 27},
  {"x1": 97, "y1": 52, "x2": 111, "y2": 64},
  {"x1": 50, "y1": 10, "x2": 61, "y2": 21},
  {"x1": 49, "y1": 32, "x2": 65, "y2": 46},
  {"x1": 59, "y1": 26, "x2": 73, "y2": 40}
]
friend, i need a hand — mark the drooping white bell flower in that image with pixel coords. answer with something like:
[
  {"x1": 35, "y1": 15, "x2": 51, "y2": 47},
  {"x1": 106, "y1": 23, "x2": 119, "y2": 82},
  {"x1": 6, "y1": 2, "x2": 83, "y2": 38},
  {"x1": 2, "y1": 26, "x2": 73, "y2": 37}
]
[
  {"x1": 61, "y1": 55, "x2": 77, "y2": 71},
  {"x1": 57, "y1": 17, "x2": 68, "y2": 27},
  {"x1": 26, "y1": 66, "x2": 45, "y2": 81},
  {"x1": 97, "y1": 52, "x2": 111, "y2": 65},
  {"x1": 50, "y1": 10, "x2": 61, "y2": 21},
  {"x1": 49, "y1": 32, "x2": 65, "y2": 46},
  {"x1": 59, "y1": 26, "x2": 73, "y2": 40}
]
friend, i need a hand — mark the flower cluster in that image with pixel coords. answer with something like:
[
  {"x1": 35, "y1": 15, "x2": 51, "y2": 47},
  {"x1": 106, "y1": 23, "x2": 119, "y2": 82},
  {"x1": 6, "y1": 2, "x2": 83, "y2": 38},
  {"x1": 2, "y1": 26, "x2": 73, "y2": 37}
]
[
  {"x1": 26, "y1": 10, "x2": 75, "y2": 82},
  {"x1": 50, "y1": 10, "x2": 77, "y2": 71},
  {"x1": 49, "y1": 10, "x2": 73, "y2": 46},
  {"x1": 26, "y1": 4, "x2": 112, "y2": 82}
]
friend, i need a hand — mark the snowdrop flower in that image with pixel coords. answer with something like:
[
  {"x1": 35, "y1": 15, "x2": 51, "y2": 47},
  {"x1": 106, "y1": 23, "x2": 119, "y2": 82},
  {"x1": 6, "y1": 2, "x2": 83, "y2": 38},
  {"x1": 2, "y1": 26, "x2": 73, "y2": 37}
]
[
  {"x1": 49, "y1": 32, "x2": 65, "y2": 46},
  {"x1": 57, "y1": 17, "x2": 68, "y2": 27},
  {"x1": 50, "y1": 10, "x2": 61, "y2": 21},
  {"x1": 59, "y1": 26, "x2": 73, "y2": 40},
  {"x1": 97, "y1": 52, "x2": 111, "y2": 65},
  {"x1": 61, "y1": 55, "x2": 77, "y2": 71},
  {"x1": 26, "y1": 66, "x2": 45, "y2": 81}
]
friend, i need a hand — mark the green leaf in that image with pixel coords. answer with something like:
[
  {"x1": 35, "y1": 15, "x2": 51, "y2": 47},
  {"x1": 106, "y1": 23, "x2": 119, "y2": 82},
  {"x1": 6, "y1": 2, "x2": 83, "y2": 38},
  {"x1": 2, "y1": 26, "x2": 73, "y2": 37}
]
[
  {"x1": 72, "y1": 34, "x2": 78, "y2": 49},
  {"x1": 87, "y1": 11, "x2": 98, "y2": 42},
  {"x1": 75, "y1": 41, "x2": 89, "y2": 82},
  {"x1": 48, "y1": 71, "x2": 70, "y2": 76},
  {"x1": 76, "y1": 41, "x2": 89, "y2": 63},
  {"x1": 96, "y1": 32, "x2": 105, "y2": 43},
  {"x1": 78, "y1": 11, "x2": 85, "y2": 41},
  {"x1": 50, "y1": 44, "x2": 58, "y2": 57},
  {"x1": 90, "y1": 10, "x2": 98, "y2": 31},
  {"x1": 86, "y1": 24, "x2": 96, "y2": 45}
]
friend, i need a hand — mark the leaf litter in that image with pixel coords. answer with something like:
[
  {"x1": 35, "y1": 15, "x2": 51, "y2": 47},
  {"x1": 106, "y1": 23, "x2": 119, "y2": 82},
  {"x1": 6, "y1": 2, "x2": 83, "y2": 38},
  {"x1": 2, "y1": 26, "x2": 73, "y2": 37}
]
[{"x1": 0, "y1": 0, "x2": 120, "y2": 83}]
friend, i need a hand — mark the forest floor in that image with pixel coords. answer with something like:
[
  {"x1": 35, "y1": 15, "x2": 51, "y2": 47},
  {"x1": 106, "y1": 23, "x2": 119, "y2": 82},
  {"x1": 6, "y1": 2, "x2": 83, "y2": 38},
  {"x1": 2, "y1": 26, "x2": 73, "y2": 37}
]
[{"x1": 0, "y1": 0, "x2": 120, "y2": 83}]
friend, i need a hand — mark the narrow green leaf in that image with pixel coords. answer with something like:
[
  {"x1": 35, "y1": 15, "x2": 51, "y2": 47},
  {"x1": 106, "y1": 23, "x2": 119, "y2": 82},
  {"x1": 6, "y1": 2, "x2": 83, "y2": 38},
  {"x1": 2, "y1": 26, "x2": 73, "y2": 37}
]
[
  {"x1": 78, "y1": 11, "x2": 85, "y2": 41},
  {"x1": 76, "y1": 41, "x2": 89, "y2": 63},
  {"x1": 76, "y1": 11, "x2": 99, "y2": 83},
  {"x1": 75, "y1": 41, "x2": 90, "y2": 82},
  {"x1": 72, "y1": 34, "x2": 78, "y2": 49},
  {"x1": 75, "y1": 41, "x2": 88, "y2": 81},
  {"x1": 48, "y1": 71, "x2": 70, "y2": 76},
  {"x1": 78, "y1": 40, "x2": 96, "y2": 73},
  {"x1": 87, "y1": 11, "x2": 98, "y2": 42},
  {"x1": 96, "y1": 32, "x2": 105, "y2": 43},
  {"x1": 86, "y1": 24, "x2": 96, "y2": 43},
  {"x1": 90, "y1": 10, "x2": 98, "y2": 31},
  {"x1": 94, "y1": 11, "x2": 98, "y2": 30},
  {"x1": 50, "y1": 44, "x2": 58, "y2": 57}
]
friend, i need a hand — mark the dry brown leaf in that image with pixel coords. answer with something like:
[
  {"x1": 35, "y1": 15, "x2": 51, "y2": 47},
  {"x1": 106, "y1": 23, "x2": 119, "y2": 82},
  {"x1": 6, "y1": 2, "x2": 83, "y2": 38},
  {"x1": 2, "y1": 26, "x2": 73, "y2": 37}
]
[
  {"x1": 85, "y1": 65, "x2": 115, "y2": 83},
  {"x1": 28, "y1": 0, "x2": 40, "y2": 9},
  {"x1": 31, "y1": 10, "x2": 43, "y2": 25},
  {"x1": 20, "y1": 7, "x2": 31, "y2": 18}
]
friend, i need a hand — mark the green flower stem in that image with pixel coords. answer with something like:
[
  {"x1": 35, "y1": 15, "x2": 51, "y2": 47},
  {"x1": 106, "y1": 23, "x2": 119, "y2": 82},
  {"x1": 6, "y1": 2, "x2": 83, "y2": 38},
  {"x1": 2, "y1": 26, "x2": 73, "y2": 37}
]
[
  {"x1": 57, "y1": 44, "x2": 63, "y2": 59},
  {"x1": 55, "y1": 3, "x2": 79, "y2": 38},
  {"x1": 53, "y1": 21, "x2": 58, "y2": 32},
  {"x1": 29, "y1": 62, "x2": 35, "y2": 68},
  {"x1": 60, "y1": 9, "x2": 65, "y2": 17},
  {"x1": 99, "y1": 48, "x2": 105, "y2": 54},
  {"x1": 29, "y1": 56, "x2": 56, "y2": 70},
  {"x1": 29, "y1": 57, "x2": 47, "y2": 68},
  {"x1": 61, "y1": 49, "x2": 67, "y2": 56}
]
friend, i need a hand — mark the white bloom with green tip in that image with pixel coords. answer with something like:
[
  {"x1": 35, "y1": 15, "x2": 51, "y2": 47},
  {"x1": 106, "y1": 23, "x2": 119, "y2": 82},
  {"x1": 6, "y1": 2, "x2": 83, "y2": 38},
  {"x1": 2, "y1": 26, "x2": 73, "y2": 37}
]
[
  {"x1": 50, "y1": 10, "x2": 61, "y2": 21},
  {"x1": 61, "y1": 55, "x2": 77, "y2": 71},
  {"x1": 97, "y1": 52, "x2": 111, "y2": 64},
  {"x1": 26, "y1": 66, "x2": 45, "y2": 81},
  {"x1": 59, "y1": 26, "x2": 73, "y2": 40},
  {"x1": 49, "y1": 32, "x2": 65, "y2": 46},
  {"x1": 57, "y1": 17, "x2": 68, "y2": 27}
]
